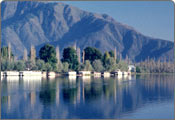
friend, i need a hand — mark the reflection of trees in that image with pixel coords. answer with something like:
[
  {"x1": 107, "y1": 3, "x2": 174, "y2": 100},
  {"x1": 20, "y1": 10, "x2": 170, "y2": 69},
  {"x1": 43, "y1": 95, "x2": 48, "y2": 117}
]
[
  {"x1": 112, "y1": 74, "x2": 175, "y2": 116},
  {"x1": 84, "y1": 82, "x2": 103, "y2": 101},
  {"x1": 136, "y1": 74, "x2": 174, "y2": 100},
  {"x1": 103, "y1": 78, "x2": 117, "y2": 100},
  {"x1": 62, "y1": 78, "x2": 78, "y2": 104},
  {"x1": 63, "y1": 88, "x2": 78, "y2": 103},
  {"x1": 39, "y1": 80, "x2": 56, "y2": 105}
]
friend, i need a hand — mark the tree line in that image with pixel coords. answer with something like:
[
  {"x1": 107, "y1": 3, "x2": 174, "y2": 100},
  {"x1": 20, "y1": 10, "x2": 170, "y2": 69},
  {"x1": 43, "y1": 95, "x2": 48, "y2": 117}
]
[
  {"x1": 135, "y1": 58, "x2": 174, "y2": 73},
  {"x1": 1, "y1": 43, "x2": 174, "y2": 73},
  {"x1": 1, "y1": 43, "x2": 129, "y2": 72}
]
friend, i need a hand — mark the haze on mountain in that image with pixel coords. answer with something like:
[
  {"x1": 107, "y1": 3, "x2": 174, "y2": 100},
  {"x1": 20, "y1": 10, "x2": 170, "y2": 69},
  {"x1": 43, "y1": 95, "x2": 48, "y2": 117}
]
[{"x1": 1, "y1": 1, "x2": 174, "y2": 62}]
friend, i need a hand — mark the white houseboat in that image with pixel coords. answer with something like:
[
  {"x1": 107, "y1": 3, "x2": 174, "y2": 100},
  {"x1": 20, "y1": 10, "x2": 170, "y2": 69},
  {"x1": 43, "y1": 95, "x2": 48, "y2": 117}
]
[
  {"x1": 20, "y1": 71, "x2": 42, "y2": 76},
  {"x1": 93, "y1": 72, "x2": 101, "y2": 77},
  {"x1": 5, "y1": 71, "x2": 20, "y2": 76},
  {"x1": 67, "y1": 71, "x2": 77, "y2": 76},
  {"x1": 79, "y1": 71, "x2": 91, "y2": 76}
]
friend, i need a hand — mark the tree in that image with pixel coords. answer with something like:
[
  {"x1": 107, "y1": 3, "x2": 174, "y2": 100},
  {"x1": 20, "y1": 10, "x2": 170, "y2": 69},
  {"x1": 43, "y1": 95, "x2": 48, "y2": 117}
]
[
  {"x1": 1, "y1": 46, "x2": 8, "y2": 59},
  {"x1": 56, "y1": 62, "x2": 63, "y2": 73},
  {"x1": 39, "y1": 44, "x2": 57, "y2": 67},
  {"x1": 109, "y1": 50, "x2": 114, "y2": 58},
  {"x1": 45, "y1": 63, "x2": 52, "y2": 72},
  {"x1": 80, "y1": 60, "x2": 93, "y2": 71},
  {"x1": 14, "y1": 61, "x2": 26, "y2": 71},
  {"x1": 117, "y1": 61, "x2": 128, "y2": 71},
  {"x1": 92, "y1": 60, "x2": 104, "y2": 72},
  {"x1": 103, "y1": 52, "x2": 110, "y2": 65},
  {"x1": 62, "y1": 62, "x2": 69, "y2": 73},
  {"x1": 77, "y1": 47, "x2": 81, "y2": 63},
  {"x1": 30, "y1": 45, "x2": 36, "y2": 63},
  {"x1": 36, "y1": 59, "x2": 46, "y2": 71},
  {"x1": 82, "y1": 50, "x2": 85, "y2": 64},
  {"x1": 1, "y1": 46, "x2": 14, "y2": 60},
  {"x1": 8, "y1": 42, "x2": 11, "y2": 61},
  {"x1": 56, "y1": 46, "x2": 60, "y2": 64},
  {"x1": 84, "y1": 47, "x2": 102, "y2": 63},
  {"x1": 136, "y1": 66, "x2": 141, "y2": 73},
  {"x1": 73, "y1": 42, "x2": 77, "y2": 50},
  {"x1": 23, "y1": 48, "x2": 28, "y2": 61},
  {"x1": 62, "y1": 47, "x2": 79, "y2": 71},
  {"x1": 25, "y1": 60, "x2": 37, "y2": 70},
  {"x1": 1, "y1": 60, "x2": 14, "y2": 71},
  {"x1": 104, "y1": 57, "x2": 117, "y2": 72},
  {"x1": 114, "y1": 47, "x2": 117, "y2": 60}
]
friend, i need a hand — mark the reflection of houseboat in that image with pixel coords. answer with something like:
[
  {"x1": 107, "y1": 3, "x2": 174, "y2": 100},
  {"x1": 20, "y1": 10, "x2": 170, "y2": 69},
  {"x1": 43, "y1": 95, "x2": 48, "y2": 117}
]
[
  {"x1": 6, "y1": 76, "x2": 20, "y2": 81},
  {"x1": 42, "y1": 72, "x2": 47, "y2": 78},
  {"x1": 123, "y1": 71, "x2": 128, "y2": 77},
  {"x1": 48, "y1": 72, "x2": 56, "y2": 77},
  {"x1": 82, "y1": 76, "x2": 91, "y2": 82},
  {"x1": 68, "y1": 75, "x2": 77, "y2": 81},
  {"x1": 1, "y1": 72, "x2": 4, "y2": 80},
  {"x1": 102, "y1": 72, "x2": 110, "y2": 77},
  {"x1": 22, "y1": 76, "x2": 42, "y2": 81},
  {"x1": 79, "y1": 71, "x2": 91, "y2": 76}
]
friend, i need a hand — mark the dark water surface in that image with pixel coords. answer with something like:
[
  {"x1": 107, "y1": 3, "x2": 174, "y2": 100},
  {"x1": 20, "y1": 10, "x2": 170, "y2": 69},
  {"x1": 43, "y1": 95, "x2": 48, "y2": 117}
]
[{"x1": 1, "y1": 74, "x2": 174, "y2": 119}]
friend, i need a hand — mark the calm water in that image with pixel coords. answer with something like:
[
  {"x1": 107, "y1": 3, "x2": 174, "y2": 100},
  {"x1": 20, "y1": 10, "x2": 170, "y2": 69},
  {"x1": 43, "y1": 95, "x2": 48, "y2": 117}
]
[{"x1": 1, "y1": 74, "x2": 174, "y2": 119}]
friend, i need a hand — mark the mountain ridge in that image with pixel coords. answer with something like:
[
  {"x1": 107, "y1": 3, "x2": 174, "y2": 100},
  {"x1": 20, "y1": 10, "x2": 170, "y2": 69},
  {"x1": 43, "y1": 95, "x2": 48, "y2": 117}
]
[{"x1": 1, "y1": 1, "x2": 174, "y2": 62}]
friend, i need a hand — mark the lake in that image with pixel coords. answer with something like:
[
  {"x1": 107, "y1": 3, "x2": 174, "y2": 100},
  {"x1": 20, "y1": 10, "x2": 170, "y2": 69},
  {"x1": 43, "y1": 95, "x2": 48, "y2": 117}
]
[{"x1": 1, "y1": 74, "x2": 174, "y2": 119}]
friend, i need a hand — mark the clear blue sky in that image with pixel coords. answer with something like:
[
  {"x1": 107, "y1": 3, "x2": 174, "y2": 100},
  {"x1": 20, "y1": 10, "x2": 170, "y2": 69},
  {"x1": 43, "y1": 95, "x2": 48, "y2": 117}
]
[{"x1": 60, "y1": 1, "x2": 174, "y2": 42}]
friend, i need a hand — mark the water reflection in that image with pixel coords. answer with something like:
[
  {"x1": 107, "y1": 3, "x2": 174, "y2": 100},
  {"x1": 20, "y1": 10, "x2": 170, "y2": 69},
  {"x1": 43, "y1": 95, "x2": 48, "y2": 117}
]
[{"x1": 1, "y1": 74, "x2": 174, "y2": 119}]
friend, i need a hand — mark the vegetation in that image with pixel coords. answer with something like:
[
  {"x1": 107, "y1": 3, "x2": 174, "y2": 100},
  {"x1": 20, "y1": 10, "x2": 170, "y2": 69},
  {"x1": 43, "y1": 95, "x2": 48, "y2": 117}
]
[
  {"x1": 84, "y1": 47, "x2": 102, "y2": 63},
  {"x1": 135, "y1": 59, "x2": 174, "y2": 73},
  {"x1": 1, "y1": 43, "x2": 174, "y2": 73},
  {"x1": 61, "y1": 47, "x2": 79, "y2": 71}
]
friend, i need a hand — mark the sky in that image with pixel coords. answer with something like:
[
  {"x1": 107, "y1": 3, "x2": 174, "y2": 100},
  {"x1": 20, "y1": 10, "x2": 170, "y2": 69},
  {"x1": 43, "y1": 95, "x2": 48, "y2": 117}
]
[{"x1": 60, "y1": 1, "x2": 174, "y2": 42}]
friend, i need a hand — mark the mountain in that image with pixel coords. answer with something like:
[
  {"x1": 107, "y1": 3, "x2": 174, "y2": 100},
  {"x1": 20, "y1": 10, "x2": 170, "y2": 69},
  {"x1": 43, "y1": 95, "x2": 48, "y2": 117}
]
[{"x1": 1, "y1": 1, "x2": 174, "y2": 62}]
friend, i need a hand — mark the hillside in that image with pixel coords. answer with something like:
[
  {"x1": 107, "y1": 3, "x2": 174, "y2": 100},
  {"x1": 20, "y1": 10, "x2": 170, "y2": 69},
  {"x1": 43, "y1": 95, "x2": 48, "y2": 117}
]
[{"x1": 1, "y1": 1, "x2": 174, "y2": 62}]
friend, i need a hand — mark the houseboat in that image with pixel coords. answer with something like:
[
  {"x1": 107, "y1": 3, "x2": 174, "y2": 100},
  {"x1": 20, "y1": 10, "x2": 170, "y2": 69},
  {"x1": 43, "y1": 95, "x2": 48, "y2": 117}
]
[{"x1": 79, "y1": 71, "x2": 91, "y2": 76}]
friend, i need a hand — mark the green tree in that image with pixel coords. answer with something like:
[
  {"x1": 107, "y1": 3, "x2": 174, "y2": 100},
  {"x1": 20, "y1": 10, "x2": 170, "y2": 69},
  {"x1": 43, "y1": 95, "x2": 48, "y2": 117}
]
[
  {"x1": 25, "y1": 60, "x2": 37, "y2": 70},
  {"x1": 39, "y1": 44, "x2": 57, "y2": 67},
  {"x1": 103, "y1": 52, "x2": 110, "y2": 65},
  {"x1": 117, "y1": 61, "x2": 128, "y2": 71},
  {"x1": 109, "y1": 51, "x2": 114, "y2": 57},
  {"x1": 56, "y1": 62, "x2": 63, "y2": 72},
  {"x1": 136, "y1": 66, "x2": 141, "y2": 73},
  {"x1": 104, "y1": 57, "x2": 117, "y2": 72},
  {"x1": 36, "y1": 59, "x2": 46, "y2": 71},
  {"x1": 62, "y1": 62, "x2": 69, "y2": 73},
  {"x1": 1, "y1": 46, "x2": 14, "y2": 60},
  {"x1": 81, "y1": 60, "x2": 93, "y2": 71},
  {"x1": 1, "y1": 60, "x2": 14, "y2": 71},
  {"x1": 45, "y1": 63, "x2": 52, "y2": 72},
  {"x1": 84, "y1": 47, "x2": 102, "y2": 63},
  {"x1": 92, "y1": 60, "x2": 104, "y2": 72},
  {"x1": 62, "y1": 47, "x2": 79, "y2": 71},
  {"x1": 14, "y1": 61, "x2": 26, "y2": 71}
]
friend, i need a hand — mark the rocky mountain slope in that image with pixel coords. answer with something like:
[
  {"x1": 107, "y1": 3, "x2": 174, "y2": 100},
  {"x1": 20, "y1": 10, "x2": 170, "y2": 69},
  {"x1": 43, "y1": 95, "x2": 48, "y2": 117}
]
[{"x1": 1, "y1": 1, "x2": 174, "y2": 62}]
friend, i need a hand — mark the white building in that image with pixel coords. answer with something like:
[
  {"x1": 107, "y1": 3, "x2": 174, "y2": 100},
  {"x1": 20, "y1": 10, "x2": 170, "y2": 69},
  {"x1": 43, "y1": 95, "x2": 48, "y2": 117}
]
[
  {"x1": 20, "y1": 71, "x2": 42, "y2": 76},
  {"x1": 68, "y1": 71, "x2": 77, "y2": 76},
  {"x1": 5, "y1": 71, "x2": 19, "y2": 76},
  {"x1": 93, "y1": 72, "x2": 101, "y2": 77},
  {"x1": 79, "y1": 71, "x2": 91, "y2": 76},
  {"x1": 128, "y1": 65, "x2": 136, "y2": 72}
]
